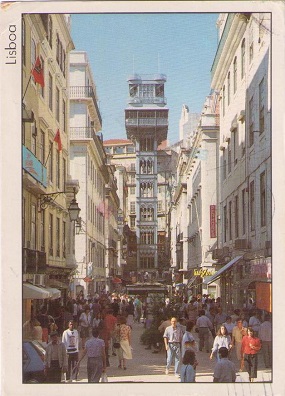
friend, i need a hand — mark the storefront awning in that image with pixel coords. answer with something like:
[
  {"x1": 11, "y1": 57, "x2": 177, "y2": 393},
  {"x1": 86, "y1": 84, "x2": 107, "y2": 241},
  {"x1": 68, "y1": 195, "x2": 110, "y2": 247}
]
[
  {"x1": 45, "y1": 287, "x2": 61, "y2": 300},
  {"x1": 23, "y1": 283, "x2": 51, "y2": 299},
  {"x1": 187, "y1": 276, "x2": 196, "y2": 288},
  {"x1": 112, "y1": 277, "x2": 122, "y2": 284},
  {"x1": 207, "y1": 256, "x2": 243, "y2": 284}
]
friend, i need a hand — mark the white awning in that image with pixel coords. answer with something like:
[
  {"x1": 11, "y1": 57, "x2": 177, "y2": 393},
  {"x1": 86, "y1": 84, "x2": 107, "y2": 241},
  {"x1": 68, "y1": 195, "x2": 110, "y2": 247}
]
[
  {"x1": 207, "y1": 256, "x2": 243, "y2": 285},
  {"x1": 45, "y1": 287, "x2": 61, "y2": 300},
  {"x1": 23, "y1": 283, "x2": 51, "y2": 299}
]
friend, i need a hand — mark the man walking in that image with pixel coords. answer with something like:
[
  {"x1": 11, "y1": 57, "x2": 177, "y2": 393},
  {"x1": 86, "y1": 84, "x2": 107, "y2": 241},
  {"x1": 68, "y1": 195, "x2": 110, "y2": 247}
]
[
  {"x1": 163, "y1": 317, "x2": 184, "y2": 377},
  {"x1": 196, "y1": 309, "x2": 213, "y2": 353},
  {"x1": 44, "y1": 331, "x2": 68, "y2": 383},
  {"x1": 77, "y1": 328, "x2": 106, "y2": 382},
  {"x1": 231, "y1": 318, "x2": 247, "y2": 371},
  {"x1": 259, "y1": 314, "x2": 272, "y2": 368},
  {"x1": 62, "y1": 321, "x2": 79, "y2": 381},
  {"x1": 213, "y1": 347, "x2": 236, "y2": 383}
]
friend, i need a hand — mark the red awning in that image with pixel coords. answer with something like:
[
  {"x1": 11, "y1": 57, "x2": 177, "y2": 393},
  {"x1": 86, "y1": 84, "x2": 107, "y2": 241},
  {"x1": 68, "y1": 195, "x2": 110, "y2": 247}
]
[
  {"x1": 83, "y1": 277, "x2": 92, "y2": 283},
  {"x1": 112, "y1": 277, "x2": 122, "y2": 284}
]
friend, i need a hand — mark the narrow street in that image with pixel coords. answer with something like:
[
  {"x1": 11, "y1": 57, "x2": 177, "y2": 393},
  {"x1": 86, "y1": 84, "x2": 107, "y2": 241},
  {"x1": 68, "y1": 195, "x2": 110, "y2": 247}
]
[{"x1": 74, "y1": 321, "x2": 272, "y2": 384}]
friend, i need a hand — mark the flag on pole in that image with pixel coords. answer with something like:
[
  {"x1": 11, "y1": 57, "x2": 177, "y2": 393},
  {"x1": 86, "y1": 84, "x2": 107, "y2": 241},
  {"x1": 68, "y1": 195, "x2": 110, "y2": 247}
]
[
  {"x1": 54, "y1": 129, "x2": 62, "y2": 151},
  {"x1": 31, "y1": 56, "x2": 45, "y2": 87}
]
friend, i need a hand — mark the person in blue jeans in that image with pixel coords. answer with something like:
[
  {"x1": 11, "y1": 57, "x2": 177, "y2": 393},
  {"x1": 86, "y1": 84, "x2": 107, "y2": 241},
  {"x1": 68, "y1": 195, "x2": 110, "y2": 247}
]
[
  {"x1": 163, "y1": 317, "x2": 184, "y2": 377},
  {"x1": 180, "y1": 350, "x2": 196, "y2": 382}
]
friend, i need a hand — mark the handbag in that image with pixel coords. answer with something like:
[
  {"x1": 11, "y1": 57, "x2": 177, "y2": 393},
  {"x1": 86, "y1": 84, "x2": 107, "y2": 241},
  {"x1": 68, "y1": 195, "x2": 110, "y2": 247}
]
[
  {"x1": 113, "y1": 342, "x2": 120, "y2": 349},
  {"x1": 100, "y1": 372, "x2": 108, "y2": 383}
]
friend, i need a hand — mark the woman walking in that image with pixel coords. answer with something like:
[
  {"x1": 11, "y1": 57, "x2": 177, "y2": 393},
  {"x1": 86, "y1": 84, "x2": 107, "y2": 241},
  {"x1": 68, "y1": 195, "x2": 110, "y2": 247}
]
[
  {"x1": 180, "y1": 350, "x2": 196, "y2": 382},
  {"x1": 115, "y1": 316, "x2": 132, "y2": 370},
  {"x1": 210, "y1": 325, "x2": 232, "y2": 361},
  {"x1": 241, "y1": 327, "x2": 261, "y2": 382}
]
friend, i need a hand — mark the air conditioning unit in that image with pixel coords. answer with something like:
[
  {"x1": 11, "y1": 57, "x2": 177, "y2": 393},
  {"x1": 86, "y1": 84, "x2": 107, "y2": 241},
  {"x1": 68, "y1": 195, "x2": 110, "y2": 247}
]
[
  {"x1": 33, "y1": 274, "x2": 46, "y2": 287},
  {"x1": 212, "y1": 248, "x2": 224, "y2": 260},
  {"x1": 223, "y1": 246, "x2": 230, "y2": 256},
  {"x1": 235, "y1": 239, "x2": 249, "y2": 250}
]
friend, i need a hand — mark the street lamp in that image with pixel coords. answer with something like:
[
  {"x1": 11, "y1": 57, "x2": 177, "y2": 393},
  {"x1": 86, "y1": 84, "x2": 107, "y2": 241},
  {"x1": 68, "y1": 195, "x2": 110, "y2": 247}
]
[
  {"x1": 38, "y1": 187, "x2": 81, "y2": 222},
  {"x1": 68, "y1": 189, "x2": 81, "y2": 222}
]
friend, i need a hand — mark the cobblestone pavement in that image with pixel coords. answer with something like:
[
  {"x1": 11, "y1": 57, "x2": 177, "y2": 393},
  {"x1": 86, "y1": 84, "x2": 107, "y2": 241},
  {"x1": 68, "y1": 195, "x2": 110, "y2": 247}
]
[{"x1": 72, "y1": 321, "x2": 272, "y2": 385}]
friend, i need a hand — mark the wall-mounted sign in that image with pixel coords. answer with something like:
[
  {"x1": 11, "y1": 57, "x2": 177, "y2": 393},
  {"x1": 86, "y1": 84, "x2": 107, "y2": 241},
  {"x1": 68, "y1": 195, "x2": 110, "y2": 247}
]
[
  {"x1": 22, "y1": 145, "x2": 47, "y2": 187},
  {"x1": 210, "y1": 205, "x2": 216, "y2": 238},
  {"x1": 194, "y1": 268, "x2": 216, "y2": 277}
]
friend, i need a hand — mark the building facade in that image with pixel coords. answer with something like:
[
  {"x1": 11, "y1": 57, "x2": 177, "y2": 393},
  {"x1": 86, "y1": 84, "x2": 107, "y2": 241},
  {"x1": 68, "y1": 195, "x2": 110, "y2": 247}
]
[
  {"x1": 124, "y1": 74, "x2": 169, "y2": 280},
  {"x1": 208, "y1": 12, "x2": 272, "y2": 313},
  {"x1": 171, "y1": 93, "x2": 219, "y2": 297},
  {"x1": 22, "y1": 14, "x2": 76, "y2": 322},
  {"x1": 69, "y1": 51, "x2": 112, "y2": 296}
]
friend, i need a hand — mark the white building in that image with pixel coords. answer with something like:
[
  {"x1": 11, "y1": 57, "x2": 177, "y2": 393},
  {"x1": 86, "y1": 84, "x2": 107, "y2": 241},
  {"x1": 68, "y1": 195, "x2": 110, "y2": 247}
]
[
  {"x1": 171, "y1": 93, "x2": 219, "y2": 297},
  {"x1": 69, "y1": 51, "x2": 109, "y2": 297},
  {"x1": 208, "y1": 13, "x2": 272, "y2": 312},
  {"x1": 179, "y1": 104, "x2": 200, "y2": 148}
]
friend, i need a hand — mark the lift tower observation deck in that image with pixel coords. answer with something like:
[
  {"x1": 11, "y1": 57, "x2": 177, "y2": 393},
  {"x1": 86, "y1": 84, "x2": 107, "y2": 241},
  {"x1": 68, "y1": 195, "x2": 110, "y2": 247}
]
[{"x1": 125, "y1": 74, "x2": 169, "y2": 277}]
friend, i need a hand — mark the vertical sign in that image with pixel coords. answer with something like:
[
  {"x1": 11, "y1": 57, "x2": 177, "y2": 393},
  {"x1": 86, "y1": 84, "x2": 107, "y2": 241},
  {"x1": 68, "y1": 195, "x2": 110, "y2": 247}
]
[{"x1": 210, "y1": 205, "x2": 216, "y2": 238}]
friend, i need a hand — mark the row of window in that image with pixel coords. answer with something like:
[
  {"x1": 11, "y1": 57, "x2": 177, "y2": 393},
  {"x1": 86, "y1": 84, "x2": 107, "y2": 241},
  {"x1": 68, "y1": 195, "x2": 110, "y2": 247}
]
[
  {"x1": 24, "y1": 123, "x2": 67, "y2": 189},
  {"x1": 130, "y1": 201, "x2": 163, "y2": 213},
  {"x1": 129, "y1": 84, "x2": 164, "y2": 98},
  {"x1": 23, "y1": 16, "x2": 66, "y2": 77},
  {"x1": 104, "y1": 145, "x2": 135, "y2": 155},
  {"x1": 223, "y1": 172, "x2": 266, "y2": 242},
  {"x1": 22, "y1": 199, "x2": 66, "y2": 259},
  {"x1": 87, "y1": 155, "x2": 104, "y2": 198},
  {"x1": 88, "y1": 240, "x2": 104, "y2": 269},
  {"x1": 222, "y1": 35, "x2": 262, "y2": 116},
  {"x1": 87, "y1": 196, "x2": 105, "y2": 233}
]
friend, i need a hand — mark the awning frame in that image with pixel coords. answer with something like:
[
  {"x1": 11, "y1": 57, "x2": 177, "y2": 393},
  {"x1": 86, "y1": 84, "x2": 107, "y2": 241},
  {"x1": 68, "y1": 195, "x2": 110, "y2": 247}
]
[
  {"x1": 23, "y1": 283, "x2": 51, "y2": 299},
  {"x1": 207, "y1": 256, "x2": 243, "y2": 284}
]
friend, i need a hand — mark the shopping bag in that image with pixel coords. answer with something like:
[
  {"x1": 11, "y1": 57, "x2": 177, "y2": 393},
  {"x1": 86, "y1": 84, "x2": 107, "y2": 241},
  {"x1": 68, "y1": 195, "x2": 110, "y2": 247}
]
[{"x1": 100, "y1": 372, "x2": 108, "y2": 382}]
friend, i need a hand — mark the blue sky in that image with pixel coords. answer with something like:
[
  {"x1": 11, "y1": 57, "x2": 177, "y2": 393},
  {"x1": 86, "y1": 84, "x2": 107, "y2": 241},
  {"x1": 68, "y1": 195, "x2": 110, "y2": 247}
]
[{"x1": 71, "y1": 13, "x2": 219, "y2": 144}]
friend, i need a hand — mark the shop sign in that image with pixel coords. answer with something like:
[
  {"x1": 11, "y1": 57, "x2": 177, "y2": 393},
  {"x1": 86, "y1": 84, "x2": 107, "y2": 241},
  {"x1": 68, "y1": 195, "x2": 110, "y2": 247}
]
[
  {"x1": 210, "y1": 205, "x2": 216, "y2": 238},
  {"x1": 22, "y1": 145, "x2": 47, "y2": 187},
  {"x1": 250, "y1": 258, "x2": 271, "y2": 280},
  {"x1": 194, "y1": 268, "x2": 216, "y2": 277}
]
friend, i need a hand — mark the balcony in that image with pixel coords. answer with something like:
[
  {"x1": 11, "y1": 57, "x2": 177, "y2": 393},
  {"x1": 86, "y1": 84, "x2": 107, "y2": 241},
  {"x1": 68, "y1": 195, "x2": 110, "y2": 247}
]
[
  {"x1": 70, "y1": 127, "x2": 100, "y2": 146},
  {"x1": 69, "y1": 86, "x2": 102, "y2": 126},
  {"x1": 23, "y1": 248, "x2": 47, "y2": 273},
  {"x1": 128, "y1": 96, "x2": 167, "y2": 105},
  {"x1": 125, "y1": 118, "x2": 168, "y2": 128}
]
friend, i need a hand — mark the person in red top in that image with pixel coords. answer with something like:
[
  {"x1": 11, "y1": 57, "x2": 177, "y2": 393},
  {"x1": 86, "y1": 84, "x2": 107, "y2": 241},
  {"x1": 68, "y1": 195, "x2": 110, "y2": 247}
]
[
  {"x1": 99, "y1": 309, "x2": 117, "y2": 367},
  {"x1": 241, "y1": 327, "x2": 261, "y2": 382}
]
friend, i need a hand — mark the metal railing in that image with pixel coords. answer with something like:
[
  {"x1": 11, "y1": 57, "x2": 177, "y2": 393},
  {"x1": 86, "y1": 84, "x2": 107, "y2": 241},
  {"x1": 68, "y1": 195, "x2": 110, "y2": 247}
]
[
  {"x1": 128, "y1": 97, "x2": 167, "y2": 105},
  {"x1": 125, "y1": 118, "x2": 168, "y2": 127},
  {"x1": 69, "y1": 86, "x2": 102, "y2": 125},
  {"x1": 70, "y1": 127, "x2": 99, "y2": 145}
]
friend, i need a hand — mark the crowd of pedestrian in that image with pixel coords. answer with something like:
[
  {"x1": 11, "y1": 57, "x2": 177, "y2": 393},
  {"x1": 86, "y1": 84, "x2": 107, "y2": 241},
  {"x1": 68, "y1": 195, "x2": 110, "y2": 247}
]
[
  {"x1": 155, "y1": 294, "x2": 272, "y2": 383},
  {"x1": 23, "y1": 291, "x2": 271, "y2": 383}
]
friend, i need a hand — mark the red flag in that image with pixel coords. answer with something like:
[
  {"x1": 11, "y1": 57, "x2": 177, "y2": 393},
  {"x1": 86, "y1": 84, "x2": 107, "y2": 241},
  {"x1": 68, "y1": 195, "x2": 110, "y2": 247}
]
[
  {"x1": 54, "y1": 129, "x2": 62, "y2": 151},
  {"x1": 31, "y1": 56, "x2": 45, "y2": 88}
]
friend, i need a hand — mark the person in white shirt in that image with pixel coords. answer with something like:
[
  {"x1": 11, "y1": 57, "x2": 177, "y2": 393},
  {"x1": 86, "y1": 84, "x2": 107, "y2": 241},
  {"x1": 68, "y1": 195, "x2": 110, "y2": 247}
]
[
  {"x1": 62, "y1": 321, "x2": 79, "y2": 381},
  {"x1": 79, "y1": 306, "x2": 92, "y2": 348},
  {"x1": 196, "y1": 310, "x2": 214, "y2": 353},
  {"x1": 259, "y1": 314, "x2": 272, "y2": 368},
  {"x1": 249, "y1": 311, "x2": 261, "y2": 336}
]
